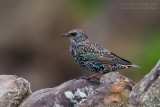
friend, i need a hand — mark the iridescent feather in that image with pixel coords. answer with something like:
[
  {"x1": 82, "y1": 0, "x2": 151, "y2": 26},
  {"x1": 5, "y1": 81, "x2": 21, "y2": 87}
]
[{"x1": 61, "y1": 29, "x2": 139, "y2": 74}]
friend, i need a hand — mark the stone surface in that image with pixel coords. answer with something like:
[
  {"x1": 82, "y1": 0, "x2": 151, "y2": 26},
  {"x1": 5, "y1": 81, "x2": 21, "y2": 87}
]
[
  {"x1": 127, "y1": 60, "x2": 160, "y2": 106},
  {"x1": 79, "y1": 72, "x2": 134, "y2": 107},
  {"x1": 19, "y1": 72, "x2": 134, "y2": 107},
  {"x1": 0, "y1": 75, "x2": 31, "y2": 107},
  {"x1": 19, "y1": 78, "x2": 100, "y2": 107}
]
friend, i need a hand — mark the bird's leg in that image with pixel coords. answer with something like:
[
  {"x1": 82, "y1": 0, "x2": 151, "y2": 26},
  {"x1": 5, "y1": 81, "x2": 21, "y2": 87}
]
[{"x1": 86, "y1": 73, "x2": 102, "y2": 80}]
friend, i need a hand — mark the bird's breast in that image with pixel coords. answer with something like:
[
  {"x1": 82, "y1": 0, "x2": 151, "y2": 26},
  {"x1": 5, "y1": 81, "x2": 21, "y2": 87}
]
[
  {"x1": 70, "y1": 48, "x2": 75, "y2": 57},
  {"x1": 70, "y1": 43, "x2": 75, "y2": 56}
]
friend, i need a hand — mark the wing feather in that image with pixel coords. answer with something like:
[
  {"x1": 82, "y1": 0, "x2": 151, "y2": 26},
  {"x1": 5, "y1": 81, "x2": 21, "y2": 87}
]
[{"x1": 76, "y1": 41, "x2": 132, "y2": 65}]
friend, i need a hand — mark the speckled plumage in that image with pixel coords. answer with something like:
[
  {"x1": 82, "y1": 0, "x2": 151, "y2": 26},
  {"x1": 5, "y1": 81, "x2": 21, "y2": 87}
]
[{"x1": 61, "y1": 29, "x2": 139, "y2": 74}]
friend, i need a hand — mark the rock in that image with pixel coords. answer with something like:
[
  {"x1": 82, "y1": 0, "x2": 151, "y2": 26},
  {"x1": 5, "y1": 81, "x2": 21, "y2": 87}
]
[
  {"x1": 19, "y1": 72, "x2": 134, "y2": 107},
  {"x1": 19, "y1": 78, "x2": 100, "y2": 107},
  {"x1": 79, "y1": 72, "x2": 134, "y2": 107},
  {"x1": 0, "y1": 75, "x2": 31, "y2": 107},
  {"x1": 127, "y1": 60, "x2": 160, "y2": 106}
]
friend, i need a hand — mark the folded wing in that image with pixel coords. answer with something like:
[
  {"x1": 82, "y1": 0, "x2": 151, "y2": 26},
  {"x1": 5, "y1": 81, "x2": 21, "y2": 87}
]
[{"x1": 76, "y1": 41, "x2": 132, "y2": 65}]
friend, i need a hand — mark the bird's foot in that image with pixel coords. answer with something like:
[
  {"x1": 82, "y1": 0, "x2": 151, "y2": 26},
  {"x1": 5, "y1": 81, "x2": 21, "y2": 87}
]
[
  {"x1": 86, "y1": 73, "x2": 102, "y2": 80},
  {"x1": 87, "y1": 77, "x2": 100, "y2": 82}
]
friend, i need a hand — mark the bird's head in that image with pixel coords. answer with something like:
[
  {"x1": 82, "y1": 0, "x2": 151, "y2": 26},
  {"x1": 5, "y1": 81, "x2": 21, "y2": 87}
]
[{"x1": 61, "y1": 29, "x2": 88, "y2": 43}]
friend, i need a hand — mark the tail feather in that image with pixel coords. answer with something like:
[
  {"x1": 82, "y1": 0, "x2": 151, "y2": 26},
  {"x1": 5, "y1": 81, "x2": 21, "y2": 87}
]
[{"x1": 126, "y1": 64, "x2": 140, "y2": 68}]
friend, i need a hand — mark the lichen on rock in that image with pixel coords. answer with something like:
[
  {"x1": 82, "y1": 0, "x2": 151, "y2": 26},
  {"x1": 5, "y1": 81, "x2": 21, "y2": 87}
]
[{"x1": 0, "y1": 75, "x2": 31, "y2": 107}]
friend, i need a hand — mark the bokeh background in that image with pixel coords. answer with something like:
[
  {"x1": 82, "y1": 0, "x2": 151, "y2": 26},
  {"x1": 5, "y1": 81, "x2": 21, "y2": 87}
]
[{"x1": 0, "y1": 0, "x2": 160, "y2": 91}]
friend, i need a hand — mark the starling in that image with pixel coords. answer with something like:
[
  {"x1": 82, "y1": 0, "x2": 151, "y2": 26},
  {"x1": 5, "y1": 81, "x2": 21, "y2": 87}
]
[{"x1": 61, "y1": 29, "x2": 139, "y2": 78}]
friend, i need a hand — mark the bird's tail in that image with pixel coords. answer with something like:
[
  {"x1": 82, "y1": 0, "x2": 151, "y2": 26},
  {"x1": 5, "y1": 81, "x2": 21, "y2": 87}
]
[{"x1": 126, "y1": 64, "x2": 140, "y2": 68}]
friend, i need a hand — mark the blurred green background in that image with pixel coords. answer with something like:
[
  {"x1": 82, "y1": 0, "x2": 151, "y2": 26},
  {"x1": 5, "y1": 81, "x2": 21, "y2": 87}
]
[{"x1": 0, "y1": 0, "x2": 160, "y2": 91}]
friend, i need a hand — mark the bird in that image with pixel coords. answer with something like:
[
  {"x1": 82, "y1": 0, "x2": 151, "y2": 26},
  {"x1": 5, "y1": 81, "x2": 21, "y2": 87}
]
[{"x1": 61, "y1": 29, "x2": 139, "y2": 78}]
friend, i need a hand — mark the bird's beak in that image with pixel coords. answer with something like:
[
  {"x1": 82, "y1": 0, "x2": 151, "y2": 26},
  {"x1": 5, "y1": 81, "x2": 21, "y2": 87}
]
[{"x1": 61, "y1": 33, "x2": 70, "y2": 37}]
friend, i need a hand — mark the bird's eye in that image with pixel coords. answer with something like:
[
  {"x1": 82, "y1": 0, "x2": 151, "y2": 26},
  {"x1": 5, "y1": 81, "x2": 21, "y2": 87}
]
[{"x1": 70, "y1": 32, "x2": 77, "y2": 36}]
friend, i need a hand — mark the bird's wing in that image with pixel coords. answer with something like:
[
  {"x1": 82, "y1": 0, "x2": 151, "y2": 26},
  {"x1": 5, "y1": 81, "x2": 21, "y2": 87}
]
[{"x1": 76, "y1": 41, "x2": 132, "y2": 65}]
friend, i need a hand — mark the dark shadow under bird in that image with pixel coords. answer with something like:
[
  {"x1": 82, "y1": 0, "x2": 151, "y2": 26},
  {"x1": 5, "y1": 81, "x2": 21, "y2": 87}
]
[{"x1": 61, "y1": 29, "x2": 139, "y2": 78}]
